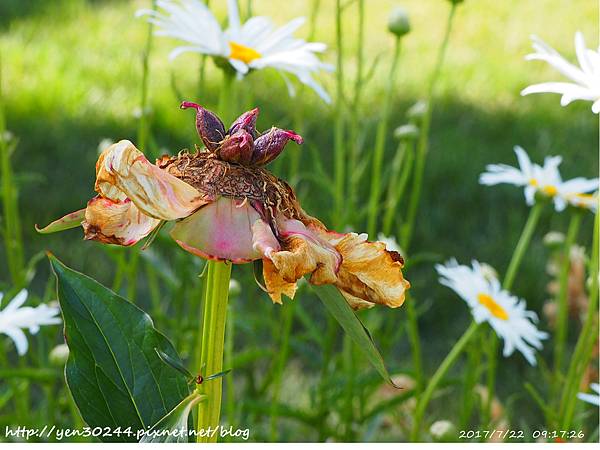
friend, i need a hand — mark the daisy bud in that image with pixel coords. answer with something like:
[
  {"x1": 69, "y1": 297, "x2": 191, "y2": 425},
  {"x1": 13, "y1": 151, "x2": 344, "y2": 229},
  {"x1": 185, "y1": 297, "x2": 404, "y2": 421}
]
[
  {"x1": 407, "y1": 100, "x2": 428, "y2": 121},
  {"x1": 251, "y1": 128, "x2": 303, "y2": 166},
  {"x1": 180, "y1": 101, "x2": 226, "y2": 151},
  {"x1": 49, "y1": 343, "x2": 70, "y2": 367},
  {"x1": 217, "y1": 129, "x2": 255, "y2": 165},
  {"x1": 393, "y1": 124, "x2": 419, "y2": 140},
  {"x1": 388, "y1": 7, "x2": 411, "y2": 38},
  {"x1": 429, "y1": 420, "x2": 456, "y2": 442},
  {"x1": 228, "y1": 107, "x2": 260, "y2": 138},
  {"x1": 543, "y1": 231, "x2": 565, "y2": 247},
  {"x1": 229, "y1": 279, "x2": 241, "y2": 297}
]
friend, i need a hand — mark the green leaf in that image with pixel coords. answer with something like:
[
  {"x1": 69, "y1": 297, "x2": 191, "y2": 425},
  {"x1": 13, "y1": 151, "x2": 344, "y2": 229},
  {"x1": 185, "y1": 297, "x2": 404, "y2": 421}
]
[
  {"x1": 49, "y1": 254, "x2": 190, "y2": 442},
  {"x1": 140, "y1": 392, "x2": 206, "y2": 443},
  {"x1": 311, "y1": 283, "x2": 399, "y2": 388},
  {"x1": 35, "y1": 209, "x2": 85, "y2": 233}
]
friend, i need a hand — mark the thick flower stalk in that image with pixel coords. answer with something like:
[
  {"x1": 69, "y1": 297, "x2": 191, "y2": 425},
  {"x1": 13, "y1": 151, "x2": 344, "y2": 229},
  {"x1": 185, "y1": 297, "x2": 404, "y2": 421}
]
[{"x1": 38, "y1": 102, "x2": 410, "y2": 310}]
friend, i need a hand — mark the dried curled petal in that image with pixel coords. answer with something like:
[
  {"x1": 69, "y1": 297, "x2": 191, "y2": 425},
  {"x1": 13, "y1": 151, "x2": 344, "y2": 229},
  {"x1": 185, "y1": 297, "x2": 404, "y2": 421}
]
[
  {"x1": 323, "y1": 232, "x2": 410, "y2": 308},
  {"x1": 171, "y1": 197, "x2": 277, "y2": 263},
  {"x1": 217, "y1": 129, "x2": 254, "y2": 165},
  {"x1": 96, "y1": 140, "x2": 207, "y2": 220},
  {"x1": 180, "y1": 101, "x2": 226, "y2": 151},
  {"x1": 82, "y1": 196, "x2": 160, "y2": 246},
  {"x1": 252, "y1": 128, "x2": 304, "y2": 166},
  {"x1": 260, "y1": 218, "x2": 341, "y2": 303}
]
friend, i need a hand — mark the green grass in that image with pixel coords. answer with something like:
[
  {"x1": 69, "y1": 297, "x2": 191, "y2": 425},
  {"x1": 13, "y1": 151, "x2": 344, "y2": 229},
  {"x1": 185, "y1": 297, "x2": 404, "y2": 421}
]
[{"x1": 0, "y1": 0, "x2": 598, "y2": 442}]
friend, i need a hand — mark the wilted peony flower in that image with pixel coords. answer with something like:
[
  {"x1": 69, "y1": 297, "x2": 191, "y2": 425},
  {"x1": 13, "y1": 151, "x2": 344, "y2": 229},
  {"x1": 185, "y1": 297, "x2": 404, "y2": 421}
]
[
  {"x1": 480, "y1": 146, "x2": 599, "y2": 213},
  {"x1": 521, "y1": 32, "x2": 600, "y2": 113},
  {"x1": 38, "y1": 103, "x2": 409, "y2": 310},
  {"x1": 0, "y1": 290, "x2": 62, "y2": 356},
  {"x1": 137, "y1": 0, "x2": 333, "y2": 102}
]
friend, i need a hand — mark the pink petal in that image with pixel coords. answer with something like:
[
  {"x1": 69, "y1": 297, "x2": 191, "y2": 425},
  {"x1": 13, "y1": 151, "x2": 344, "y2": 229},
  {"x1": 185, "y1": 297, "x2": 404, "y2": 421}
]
[{"x1": 170, "y1": 197, "x2": 266, "y2": 263}]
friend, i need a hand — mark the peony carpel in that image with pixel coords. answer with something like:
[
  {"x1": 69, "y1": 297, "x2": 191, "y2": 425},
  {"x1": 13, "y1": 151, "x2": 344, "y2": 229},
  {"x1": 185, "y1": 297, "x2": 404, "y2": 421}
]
[{"x1": 38, "y1": 103, "x2": 410, "y2": 309}]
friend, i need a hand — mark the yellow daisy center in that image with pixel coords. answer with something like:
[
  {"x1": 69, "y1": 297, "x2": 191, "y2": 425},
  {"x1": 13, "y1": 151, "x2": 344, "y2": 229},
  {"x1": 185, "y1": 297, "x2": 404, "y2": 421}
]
[
  {"x1": 477, "y1": 293, "x2": 509, "y2": 321},
  {"x1": 542, "y1": 185, "x2": 558, "y2": 196},
  {"x1": 529, "y1": 179, "x2": 538, "y2": 187},
  {"x1": 229, "y1": 41, "x2": 261, "y2": 64}
]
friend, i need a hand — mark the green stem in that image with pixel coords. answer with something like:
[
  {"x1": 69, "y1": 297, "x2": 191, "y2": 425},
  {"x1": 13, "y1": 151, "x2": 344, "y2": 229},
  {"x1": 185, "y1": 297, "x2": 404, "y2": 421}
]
[
  {"x1": 401, "y1": 3, "x2": 456, "y2": 252},
  {"x1": 195, "y1": 260, "x2": 232, "y2": 443},
  {"x1": 405, "y1": 296, "x2": 423, "y2": 392},
  {"x1": 559, "y1": 210, "x2": 598, "y2": 429},
  {"x1": 382, "y1": 138, "x2": 415, "y2": 235},
  {"x1": 269, "y1": 301, "x2": 296, "y2": 440},
  {"x1": 554, "y1": 211, "x2": 582, "y2": 376},
  {"x1": 288, "y1": 0, "x2": 320, "y2": 185},
  {"x1": 411, "y1": 321, "x2": 480, "y2": 441},
  {"x1": 482, "y1": 201, "x2": 544, "y2": 425},
  {"x1": 347, "y1": 0, "x2": 365, "y2": 219},
  {"x1": 366, "y1": 37, "x2": 401, "y2": 237},
  {"x1": 0, "y1": 54, "x2": 25, "y2": 286},
  {"x1": 502, "y1": 201, "x2": 545, "y2": 291},
  {"x1": 333, "y1": 0, "x2": 345, "y2": 227}
]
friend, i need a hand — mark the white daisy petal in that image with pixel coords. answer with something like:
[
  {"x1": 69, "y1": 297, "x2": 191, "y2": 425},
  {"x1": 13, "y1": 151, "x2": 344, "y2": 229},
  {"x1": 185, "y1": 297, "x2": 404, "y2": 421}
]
[
  {"x1": 0, "y1": 290, "x2": 62, "y2": 357},
  {"x1": 482, "y1": 146, "x2": 597, "y2": 213},
  {"x1": 522, "y1": 32, "x2": 600, "y2": 113}
]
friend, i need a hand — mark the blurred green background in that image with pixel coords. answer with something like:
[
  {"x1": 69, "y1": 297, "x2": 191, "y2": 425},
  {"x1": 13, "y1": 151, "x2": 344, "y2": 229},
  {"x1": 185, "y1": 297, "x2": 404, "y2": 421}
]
[{"x1": 0, "y1": 0, "x2": 597, "y2": 442}]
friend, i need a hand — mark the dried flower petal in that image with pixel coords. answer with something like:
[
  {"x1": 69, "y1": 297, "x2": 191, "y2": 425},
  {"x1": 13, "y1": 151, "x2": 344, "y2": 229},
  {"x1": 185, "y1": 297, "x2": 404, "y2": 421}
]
[
  {"x1": 96, "y1": 140, "x2": 207, "y2": 220},
  {"x1": 323, "y1": 232, "x2": 409, "y2": 308},
  {"x1": 82, "y1": 196, "x2": 160, "y2": 246},
  {"x1": 180, "y1": 101, "x2": 226, "y2": 151}
]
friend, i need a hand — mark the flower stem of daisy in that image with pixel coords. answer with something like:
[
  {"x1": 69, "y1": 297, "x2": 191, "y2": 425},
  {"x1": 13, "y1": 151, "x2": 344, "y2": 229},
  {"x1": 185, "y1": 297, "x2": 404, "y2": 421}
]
[
  {"x1": 411, "y1": 321, "x2": 480, "y2": 441},
  {"x1": 333, "y1": 0, "x2": 346, "y2": 227},
  {"x1": 400, "y1": 2, "x2": 456, "y2": 252},
  {"x1": 347, "y1": 0, "x2": 365, "y2": 219},
  {"x1": 195, "y1": 260, "x2": 232, "y2": 443},
  {"x1": 366, "y1": 36, "x2": 401, "y2": 237},
  {"x1": 482, "y1": 200, "x2": 544, "y2": 425},
  {"x1": 288, "y1": 0, "x2": 320, "y2": 186},
  {"x1": 502, "y1": 201, "x2": 545, "y2": 291},
  {"x1": 0, "y1": 55, "x2": 25, "y2": 286},
  {"x1": 553, "y1": 210, "x2": 582, "y2": 378},
  {"x1": 559, "y1": 210, "x2": 598, "y2": 429}
]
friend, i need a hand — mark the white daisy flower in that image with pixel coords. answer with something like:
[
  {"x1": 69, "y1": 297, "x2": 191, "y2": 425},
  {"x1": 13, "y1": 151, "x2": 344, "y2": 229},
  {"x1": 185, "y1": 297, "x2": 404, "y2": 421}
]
[
  {"x1": 521, "y1": 32, "x2": 600, "y2": 113},
  {"x1": 479, "y1": 146, "x2": 599, "y2": 212},
  {"x1": 137, "y1": 0, "x2": 333, "y2": 102},
  {"x1": 0, "y1": 290, "x2": 62, "y2": 356},
  {"x1": 435, "y1": 259, "x2": 549, "y2": 365},
  {"x1": 577, "y1": 383, "x2": 600, "y2": 407}
]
